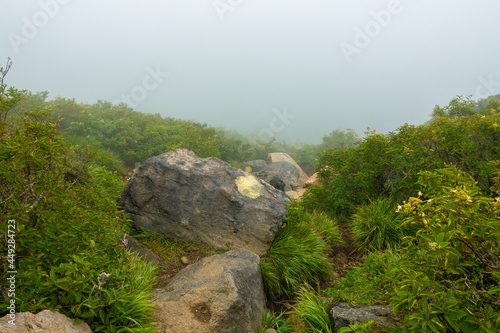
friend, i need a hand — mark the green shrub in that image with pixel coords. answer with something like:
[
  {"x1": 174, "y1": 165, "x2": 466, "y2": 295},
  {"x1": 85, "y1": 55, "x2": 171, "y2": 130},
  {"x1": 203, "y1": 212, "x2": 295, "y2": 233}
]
[
  {"x1": 308, "y1": 106, "x2": 500, "y2": 219},
  {"x1": 351, "y1": 198, "x2": 417, "y2": 253},
  {"x1": 390, "y1": 166, "x2": 500, "y2": 332},
  {"x1": 0, "y1": 115, "x2": 157, "y2": 332},
  {"x1": 261, "y1": 202, "x2": 344, "y2": 299},
  {"x1": 258, "y1": 310, "x2": 294, "y2": 333},
  {"x1": 290, "y1": 284, "x2": 332, "y2": 333}
]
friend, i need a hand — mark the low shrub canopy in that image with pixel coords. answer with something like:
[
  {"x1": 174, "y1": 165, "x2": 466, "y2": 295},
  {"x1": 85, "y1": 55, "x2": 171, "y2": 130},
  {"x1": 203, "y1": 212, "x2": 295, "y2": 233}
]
[{"x1": 0, "y1": 108, "x2": 158, "y2": 332}]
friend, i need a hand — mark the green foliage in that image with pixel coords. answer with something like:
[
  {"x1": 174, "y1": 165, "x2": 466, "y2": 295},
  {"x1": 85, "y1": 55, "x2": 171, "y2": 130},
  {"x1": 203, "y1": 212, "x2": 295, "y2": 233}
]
[
  {"x1": 326, "y1": 250, "x2": 400, "y2": 306},
  {"x1": 290, "y1": 284, "x2": 332, "y2": 333},
  {"x1": 258, "y1": 310, "x2": 294, "y2": 333},
  {"x1": 308, "y1": 104, "x2": 500, "y2": 219},
  {"x1": 0, "y1": 59, "x2": 26, "y2": 132},
  {"x1": 261, "y1": 201, "x2": 344, "y2": 299},
  {"x1": 303, "y1": 130, "x2": 392, "y2": 218},
  {"x1": 319, "y1": 128, "x2": 360, "y2": 151},
  {"x1": 390, "y1": 166, "x2": 500, "y2": 332},
  {"x1": 431, "y1": 95, "x2": 478, "y2": 119},
  {"x1": 337, "y1": 319, "x2": 380, "y2": 333},
  {"x1": 0, "y1": 112, "x2": 157, "y2": 332},
  {"x1": 351, "y1": 198, "x2": 417, "y2": 253}
]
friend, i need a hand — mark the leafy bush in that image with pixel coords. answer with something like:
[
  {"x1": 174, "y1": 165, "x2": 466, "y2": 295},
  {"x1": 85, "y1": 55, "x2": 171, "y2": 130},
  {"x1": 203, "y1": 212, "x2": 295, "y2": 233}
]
[
  {"x1": 261, "y1": 202, "x2": 344, "y2": 299},
  {"x1": 290, "y1": 284, "x2": 332, "y2": 333},
  {"x1": 326, "y1": 250, "x2": 400, "y2": 306},
  {"x1": 308, "y1": 105, "x2": 500, "y2": 219},
  {"x1": 351, "y1": 198, "x2": 417, "y2": 253},
  {"x1": 390, "y1": 166, "x2": 500, "y2": 332},
  {"x1": 0, "y1": 113, "x2": 158, "y2": 332}
]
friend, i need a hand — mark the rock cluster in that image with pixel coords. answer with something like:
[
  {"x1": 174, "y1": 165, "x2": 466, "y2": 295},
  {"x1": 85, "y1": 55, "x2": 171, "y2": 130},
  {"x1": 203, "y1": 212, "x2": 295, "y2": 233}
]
[{"x1": 118, "y1": 149, "x2": 290, "y2": 256}]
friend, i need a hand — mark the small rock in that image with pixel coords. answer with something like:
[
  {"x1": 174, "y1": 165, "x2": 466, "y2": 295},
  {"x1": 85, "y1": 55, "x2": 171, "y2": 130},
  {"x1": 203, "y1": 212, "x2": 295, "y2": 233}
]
[
  {"x1": 180, "y1": 256, "x2": 190, "y2": 265},
  {"x1": 305, "y1": 172, "x2": 321, "y2": 187},
  {"x1": 0, "y1": 310, "x2": 93, "y2": 333},
  {"x1": 241, "y1": 160, "x2": 267, "y2": 173},
  {"x1": 285, "y1": 190, "x2": 300, "y2": 200},
  {"x1": 329, "y1": 302, "x2": 395, "y2": 332},
  {"x1": 265, "y1": 329, "x2": 278, "y2": 333}
]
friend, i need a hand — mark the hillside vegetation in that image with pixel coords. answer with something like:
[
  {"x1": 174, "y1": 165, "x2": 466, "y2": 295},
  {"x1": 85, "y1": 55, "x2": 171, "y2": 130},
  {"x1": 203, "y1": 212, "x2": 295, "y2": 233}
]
[{"x1": 1, "y1": 58, "x2": 499, "y2": 332}]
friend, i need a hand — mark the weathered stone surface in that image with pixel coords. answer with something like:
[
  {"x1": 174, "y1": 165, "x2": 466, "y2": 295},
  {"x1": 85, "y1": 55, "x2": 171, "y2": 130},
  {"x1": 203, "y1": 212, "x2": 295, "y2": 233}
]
[
  {"x1": 241, "y1": 160, "x2": 267, "y2": 173},
  {"x1": 153, "y1": 249, "x2": 266, "y2": 333},
  {"x1": 0, "y1": 310, "x2": 93, "y2": 333},
  {"x1": 267, "y1": 153, "x2": 309, "y2": 187},
  {"x1": 329, "y1": 302, "x2": 394, "y2": 332},
  {"x1": 254, "y1": 161, "x2": 300, "y2": 191},
  {"x1": 118, "y1": 149, "x2": 290, "y2": 256},
  {"x1": 305, "y1": 172, "x2": 321, "y2": 187},
  {"x1": 285, "y1": 190, "x2": 301, "y2": 200}
]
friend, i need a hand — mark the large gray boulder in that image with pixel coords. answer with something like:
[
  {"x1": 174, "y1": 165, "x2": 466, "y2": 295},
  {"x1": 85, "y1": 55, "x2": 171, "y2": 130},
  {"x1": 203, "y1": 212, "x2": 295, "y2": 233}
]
[
  {"x1": 241, "y1": 160, "x2": 267, "y2": 173},
  {"x1": 153, "y1": 249, "x2": 266, "y2": 333},
  {"x1": 329, "y1": 302, "x2": 394, "y2": 332},
  {"x1": 0, "y1": 310, "x2": 93, "y2": 333},
  {"x1": 267, "y1": 152, "x2": 309, "y2": 187},
  {"x1": 254, "y1": 161, "x2": 300, "y2": 191},
  {"x1": 118, "y1": 149, "x2": 290, "y2": 255}
]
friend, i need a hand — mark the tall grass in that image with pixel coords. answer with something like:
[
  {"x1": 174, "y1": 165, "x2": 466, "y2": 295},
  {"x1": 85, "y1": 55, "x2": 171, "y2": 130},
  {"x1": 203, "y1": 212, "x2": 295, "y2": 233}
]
[
  {"x1": 290, "y1": 284, "x2": 332, "y2": 333},
  {"x1": 351, "y1": 197, "x2": 416, "y2": 253},
  {"x1": 261, "y1": 222, "x2": 331, "y2": 299},
  {"x1": 258, "y1": 310, "x2": 294, "y2": 333}
]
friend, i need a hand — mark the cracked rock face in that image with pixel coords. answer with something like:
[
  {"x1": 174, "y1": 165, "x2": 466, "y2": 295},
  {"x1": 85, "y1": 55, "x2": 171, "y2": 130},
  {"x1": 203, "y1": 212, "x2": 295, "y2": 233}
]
[
  {"x1": 153, "y1": 249, "x2": 266, "y2": 333},
  {"x1": 118, "y1": 149, "x2": 290, "y2": 255}
]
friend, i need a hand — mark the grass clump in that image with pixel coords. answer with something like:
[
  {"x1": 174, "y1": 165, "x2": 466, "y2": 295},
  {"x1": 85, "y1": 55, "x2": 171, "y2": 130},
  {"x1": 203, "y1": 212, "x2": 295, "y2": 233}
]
[
  {"x1": 258, "y1": 310, "x2": 294, "y2": 333},
  {"x1": 351, "y1": 197, "x2": 416, "y2": 253},
  {"x1": 261, "y1": 201, "x2": 344, "y2": 300},
  {"x1": 290, "y1": 284, "x2": 332, "y2": 333}
]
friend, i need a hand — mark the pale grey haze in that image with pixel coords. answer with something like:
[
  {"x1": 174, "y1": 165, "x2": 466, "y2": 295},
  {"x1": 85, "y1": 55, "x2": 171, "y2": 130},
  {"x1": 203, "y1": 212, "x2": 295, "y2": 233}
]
[{"x1": 1, "y1": 0, "x2": 499, "y2": 143}]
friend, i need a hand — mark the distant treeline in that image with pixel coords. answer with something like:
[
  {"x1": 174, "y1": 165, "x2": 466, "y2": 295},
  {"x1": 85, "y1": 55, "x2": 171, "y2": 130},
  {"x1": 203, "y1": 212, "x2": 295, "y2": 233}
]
[{"x1": 8, "y1": 91, "x2": 360, "y2": 176}]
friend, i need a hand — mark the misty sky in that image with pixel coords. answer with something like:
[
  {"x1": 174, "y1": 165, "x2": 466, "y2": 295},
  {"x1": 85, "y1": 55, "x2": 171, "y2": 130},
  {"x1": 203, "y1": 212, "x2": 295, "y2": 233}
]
[{"x1": 1, "y1": 0, "x2": 500, "y2": 143}]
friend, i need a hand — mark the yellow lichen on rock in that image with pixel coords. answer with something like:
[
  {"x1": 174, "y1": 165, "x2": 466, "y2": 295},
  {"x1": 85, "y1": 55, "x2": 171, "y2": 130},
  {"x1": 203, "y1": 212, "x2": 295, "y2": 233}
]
[{"x1": 235, "y1": 175, "x2": 263, "y2": 199}]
